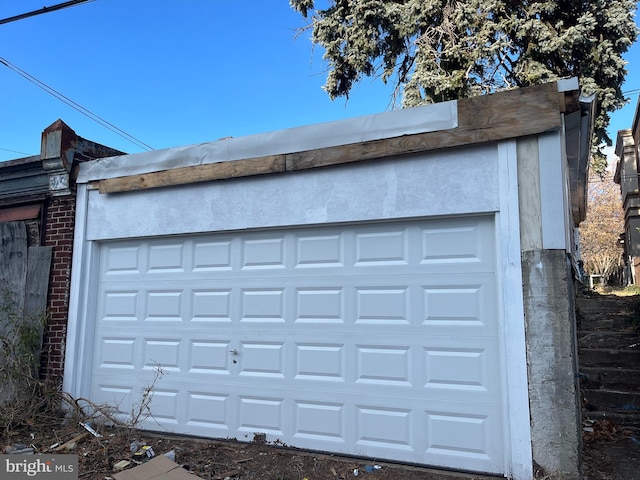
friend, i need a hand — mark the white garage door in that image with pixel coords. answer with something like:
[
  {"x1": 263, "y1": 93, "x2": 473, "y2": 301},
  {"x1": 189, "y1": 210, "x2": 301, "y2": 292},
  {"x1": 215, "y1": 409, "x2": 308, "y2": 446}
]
[{"x1": 89, "y1": 216, "x2": 505, "y2": 474}]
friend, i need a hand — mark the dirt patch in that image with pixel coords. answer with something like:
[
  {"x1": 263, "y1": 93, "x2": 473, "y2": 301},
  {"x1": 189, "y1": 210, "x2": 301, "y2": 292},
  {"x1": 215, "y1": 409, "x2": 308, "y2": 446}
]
[
  {"x1": 2, "y1": 415, "x2": 496, "y2": 480},
  {"x1": 583, "y1": 433, "x2": 640, "y2": 480},
  {"x1": 3, "y1": 411, "x2": 639, "y2": 479},
  {"x1": 582, "y1": 419, "x2": 640, "y2": 480}
]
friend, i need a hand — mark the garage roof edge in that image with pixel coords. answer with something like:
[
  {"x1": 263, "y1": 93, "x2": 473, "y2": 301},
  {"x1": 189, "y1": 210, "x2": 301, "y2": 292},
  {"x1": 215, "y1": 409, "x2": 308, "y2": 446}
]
[{"x1": 82, "y1": 81, "x2": 567, "y2": 194}]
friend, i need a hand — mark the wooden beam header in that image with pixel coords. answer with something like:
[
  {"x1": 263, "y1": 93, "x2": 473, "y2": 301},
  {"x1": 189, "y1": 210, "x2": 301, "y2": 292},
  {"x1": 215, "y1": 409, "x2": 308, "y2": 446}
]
[
  {"x1": 98, "y1": 82, "x2": 563, "y2": 195},
  {"x1": 97, "y1": 155, "x2": 285, "y2": 194}
]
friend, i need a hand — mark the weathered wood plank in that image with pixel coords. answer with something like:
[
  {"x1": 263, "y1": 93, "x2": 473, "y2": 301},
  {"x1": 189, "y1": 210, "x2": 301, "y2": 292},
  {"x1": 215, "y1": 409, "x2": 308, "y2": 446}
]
[
  {"x1": 286, "y1": 83, "x2": 562, "y2": 171},
  {"x1": 98, "y1": 155, "x2": 286, "y2": 194},
  {"x1": 457, "y1": 81, "x2": 560, "y2": 133},
  {"x1": 25, "y1": 246, "x2": 52, "y2": 319},
  {"x1": 517, "y1": 137, "x2": 543, "y2": 251},
  {"x1": 0, "y1": 221, "x2": 29, "y2": 405},
  {"x1": 24, "y1": 246, "x2": 52, "y2": 375},
  {"x1": 97, "y1": 82, "x2": 563, "y2": 194},
  {"x1": 0, "y1": 222, "x2": 28, "y2": 311}
]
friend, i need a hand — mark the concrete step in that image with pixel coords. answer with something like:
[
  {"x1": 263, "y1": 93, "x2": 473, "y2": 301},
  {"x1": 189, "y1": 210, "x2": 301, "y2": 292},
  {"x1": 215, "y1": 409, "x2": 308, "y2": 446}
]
[
  {"x1": 576, "y1": 295, "x2": 640, "y2": 431},
  {"x1": 583, "y1": 410, "x2": 640, "y2": 427},
  {"x1": 575, "y1": 295, "x2": 638, "y2": 311},
  {"x1": 578, "y1": 331, "x2": 640, "y2": 349},
  {"x1": 582, "y1": 389, "x2": 640, "y2": 413},
  {"x1": 576, "y1": 302, "x2": 637, "y2": 315},
  {"x1": 580, "y1": 367, "x2": 640, "y2": 389},
  {"x1": 578, "y1": 319, "x2": 638, "y2": 331},
  {"x1": 579, "y1": 348, "x2": 640, "y2": 367},
  {"x1": 575, "y1": 297, "x2": 639, "y2": 330}
]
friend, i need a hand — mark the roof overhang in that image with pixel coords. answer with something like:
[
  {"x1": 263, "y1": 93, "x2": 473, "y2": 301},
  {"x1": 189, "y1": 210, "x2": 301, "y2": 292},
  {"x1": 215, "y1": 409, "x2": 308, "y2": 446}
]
[{"x1": 562, "y1": 85, "x2": 596, "y2": 227}]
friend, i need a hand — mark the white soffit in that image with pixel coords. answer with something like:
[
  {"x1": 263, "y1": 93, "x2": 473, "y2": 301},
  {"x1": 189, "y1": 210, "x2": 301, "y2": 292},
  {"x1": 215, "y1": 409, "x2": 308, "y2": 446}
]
[{"x1": 77, "y1": 100, "x2": 458, "y2": 183}]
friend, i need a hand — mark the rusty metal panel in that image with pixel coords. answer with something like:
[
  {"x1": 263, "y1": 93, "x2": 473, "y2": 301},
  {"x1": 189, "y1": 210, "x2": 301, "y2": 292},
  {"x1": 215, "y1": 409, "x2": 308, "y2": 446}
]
[{"x1": 0, "y1": 204, "x2": 41, "y2": 223}]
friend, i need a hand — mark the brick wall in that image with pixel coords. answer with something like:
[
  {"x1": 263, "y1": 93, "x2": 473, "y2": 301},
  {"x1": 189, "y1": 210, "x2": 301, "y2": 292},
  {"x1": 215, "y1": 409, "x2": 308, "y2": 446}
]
[{"x1": 41, "y1": 195, "x2": 76, "y2": 382}]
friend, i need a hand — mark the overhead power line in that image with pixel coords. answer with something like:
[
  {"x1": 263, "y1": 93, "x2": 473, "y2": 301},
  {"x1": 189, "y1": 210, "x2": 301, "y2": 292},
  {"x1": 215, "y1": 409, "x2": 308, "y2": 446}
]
[
  {"x1": 0, "y1": 56, "x2": 154, "y2": 152},
  {"x1": 0, "y1": 146, "x2": 35, "y2": 156},
  {"x1": 0, "y1": 0, "x2": 95, "y2": 25}
]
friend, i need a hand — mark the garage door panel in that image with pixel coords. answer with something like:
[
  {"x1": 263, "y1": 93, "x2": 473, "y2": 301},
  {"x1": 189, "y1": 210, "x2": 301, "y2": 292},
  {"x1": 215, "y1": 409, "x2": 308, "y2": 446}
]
[
  {"x1": 142, "y1": 338, "x2": 182, "y2": 372},
  {"x1": 145, "y1": 289, "x2": 185, "y2": 321},
  {"x1": 423, "y1": 348, "x2": 491, "y2": 392},
  {"x1": 186, "y1": 391, "x2": 231, "y2": 427},
  {"x1": 147, "y1": 388, "x2": 181, "y2": 424},
  {"x1": 99, "y1": 218, "x2": 495, "y2": 279},
  {"x1": 97, "y1": 337, "x2": 137, "y2": 370},
  {"x1": 355, "y1": 344, "x2": 411, "y2": 386},
  {"x1": 423, "y1": 401, "x2": 504, "y2": 473},
  {"x1": 93, "y1": 330, "x2": 500, "y2": 396},
  {"x1": 241, "y1": 237, "x2": 286, "y2": 269},
  {"x1": 238, "y1": 342, "x2": 285, "y2": 378},
  {"x1": 355, "y1": 405, "x2": 414, "y2": 451},
  {"x1": 295, "y1": 233, "x2": 344, "y2": 267},
  {"x1": 101, "y1": 244, "x2": 143, "y2": 275},
  {"x1": 97, "y1": 285, "x2": 497, "y2": 335},
  {"x1": 91, "y1": 217, "x2": 504, "y2": 473},
  {"x1": 191, "y1": 289, "x2": 233, "y2": 322},
  {"x1": 294, "y1": 343, "x2": 346, "y2": 381},
  {"x1": 188, "y1": 340, "x2": 233, "y2": 374},
  {"x1": 422, "y1": 338, "x2": 501, "y2": 399},
  {"x1": 294, "y1": 287, "x2": 344, "y2": 323},
  {"x1": 90, "y1": 373, "x2": 502, "y2": 413},
  {"x1": 148, "y1": 243, "x2": 186, "y2": 272},
  {"x1": 91, "y1": 382, "x2": 135, "y2": 414},
  {"x1": 100, "y1": 290, "x2": 140, "y2": 320},
  {"x1": 419, "y1": 217, "x2": 495, "y2": 273},
  {"x1": 293, "y1": 400, "x2": 347, "y2": 444},
  {"x1": 89, "y1": 377, "x2": 504, "y2": 472},
  {"x1": 354, "y1": 229, "x2": 409, "y2": 266},
  {"x1": 240, "y1": 288, "x2": 285, "y2": 322},
  {"x1": 422, "y1": 276, "x2": 497, "y2": 333}
]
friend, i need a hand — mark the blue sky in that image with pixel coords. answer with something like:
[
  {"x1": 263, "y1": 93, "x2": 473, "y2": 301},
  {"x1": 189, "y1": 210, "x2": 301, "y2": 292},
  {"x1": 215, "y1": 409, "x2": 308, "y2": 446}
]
[{"x1": 0, "y1": 1, "x2": 638, "y2": 162}]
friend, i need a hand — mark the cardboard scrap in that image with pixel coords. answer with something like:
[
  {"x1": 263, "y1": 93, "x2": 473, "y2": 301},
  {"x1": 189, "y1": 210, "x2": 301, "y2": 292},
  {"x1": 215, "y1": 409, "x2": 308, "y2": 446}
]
[
  {"x1": 113, "y1": 455, "x2": 201, "y2": 480},
  {"x1": 52, "y1": 432, "x2": 90, "y2": 452},
  {"x1": 114, "y1": 460, "x2": 132, "y2": 471}
]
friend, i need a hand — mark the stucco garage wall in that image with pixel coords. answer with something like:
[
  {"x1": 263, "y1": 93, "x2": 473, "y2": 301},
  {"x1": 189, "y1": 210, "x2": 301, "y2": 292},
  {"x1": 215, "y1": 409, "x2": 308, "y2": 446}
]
[{"x1": 84, "y1": 146, "x2": 499, "y2": 241}]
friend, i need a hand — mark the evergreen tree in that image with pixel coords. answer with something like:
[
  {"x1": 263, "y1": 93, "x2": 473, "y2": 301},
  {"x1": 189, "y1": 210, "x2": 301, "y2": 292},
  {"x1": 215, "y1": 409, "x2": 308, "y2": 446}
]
[{"x1": 291, "y1": 0, "x2": 638, "y2": 173}]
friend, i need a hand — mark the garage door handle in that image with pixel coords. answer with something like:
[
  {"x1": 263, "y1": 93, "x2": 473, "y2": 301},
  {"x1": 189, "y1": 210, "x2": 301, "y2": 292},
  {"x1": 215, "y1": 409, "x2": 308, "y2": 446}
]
[{"x1": 229, "y1": 349, "x2": 239, "y2": 355}]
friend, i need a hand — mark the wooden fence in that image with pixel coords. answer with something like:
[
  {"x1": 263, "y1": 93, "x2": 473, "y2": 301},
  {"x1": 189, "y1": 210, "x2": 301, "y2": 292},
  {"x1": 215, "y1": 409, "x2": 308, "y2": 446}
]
[{"x1": 0, "y1": 221, "x2": 52, "y2": 404}]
